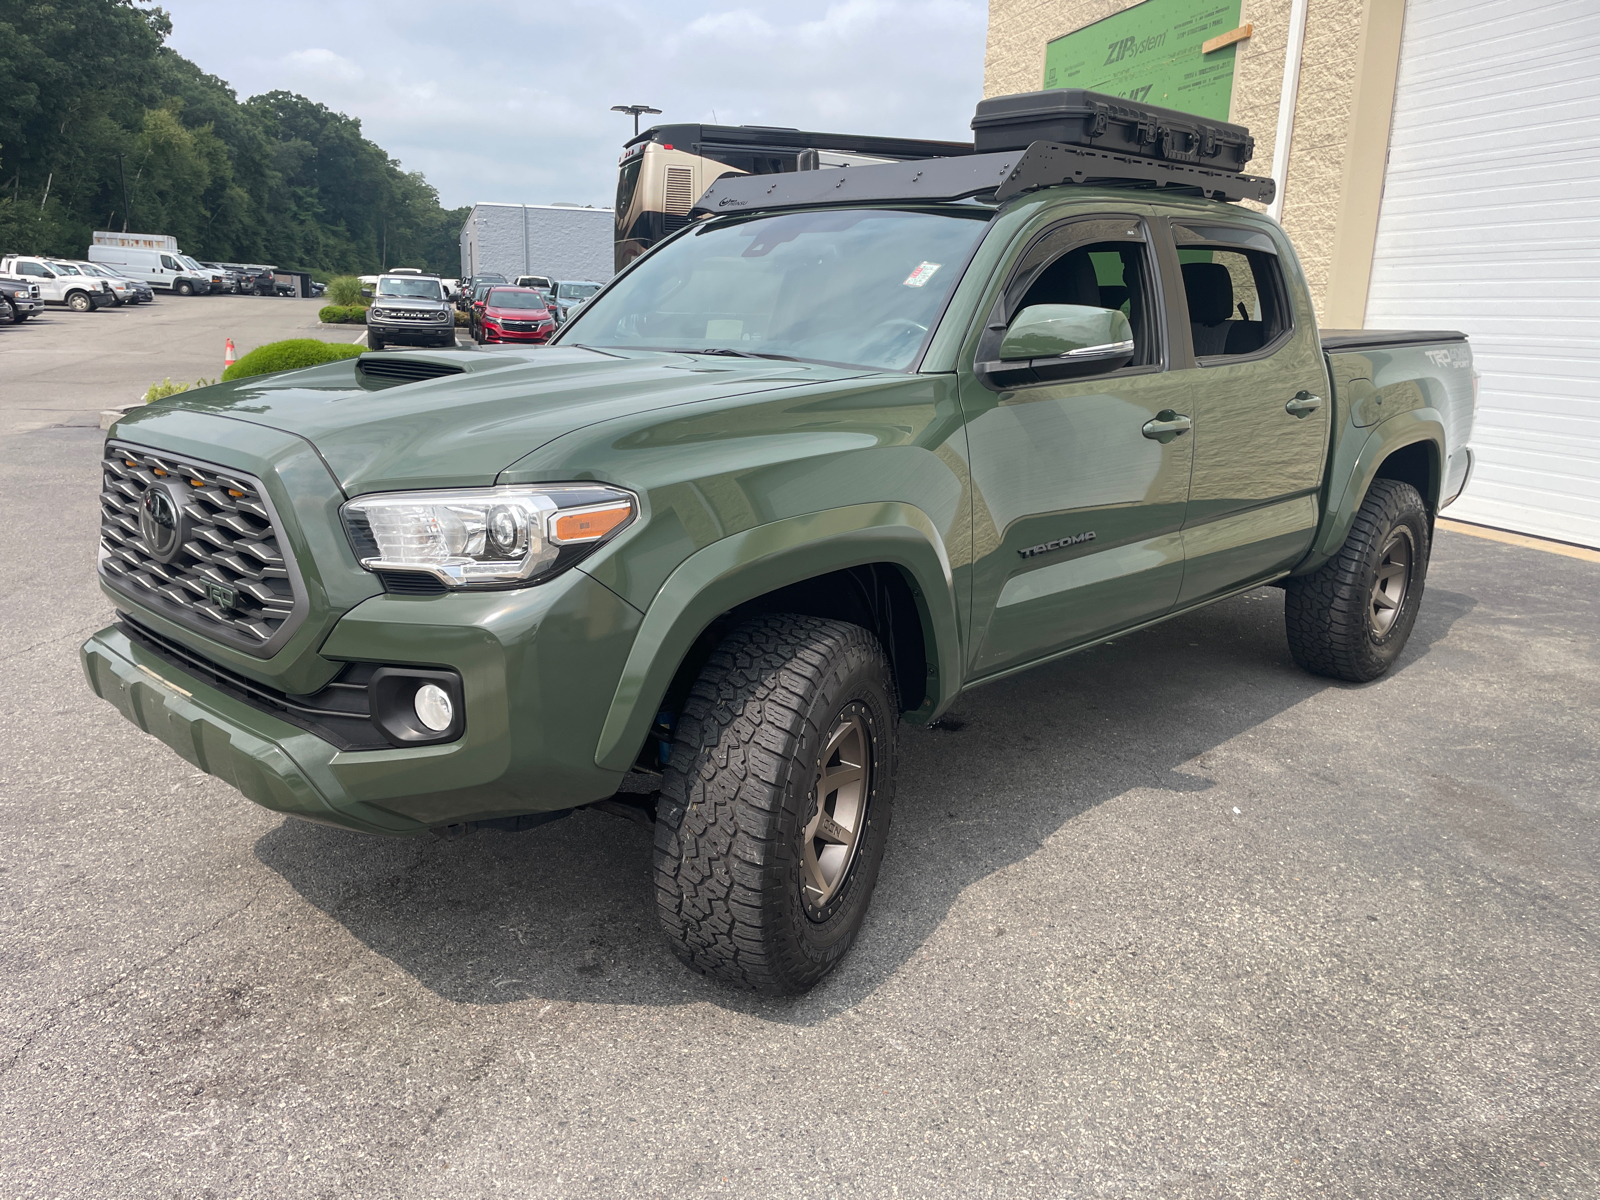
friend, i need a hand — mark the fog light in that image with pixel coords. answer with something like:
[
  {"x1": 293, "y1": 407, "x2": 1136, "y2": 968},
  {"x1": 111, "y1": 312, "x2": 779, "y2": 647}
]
[{"x1": 414, "y1": 683, "x2": 454, "y2": 732}]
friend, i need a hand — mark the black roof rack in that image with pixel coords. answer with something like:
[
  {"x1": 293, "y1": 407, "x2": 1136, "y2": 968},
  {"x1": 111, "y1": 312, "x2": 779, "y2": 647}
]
[{"x1": 691, "y1": 140, "x2": 1275, "y2": 218}]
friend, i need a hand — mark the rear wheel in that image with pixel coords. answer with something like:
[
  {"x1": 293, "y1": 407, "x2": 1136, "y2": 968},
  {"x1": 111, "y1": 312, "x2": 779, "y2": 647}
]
[
  {"x1": 1284, "y1": 478, "x2": 1430, "y2": 682},
  {"x1": 654, "y1": 614, "x2": 898, "y2": 995}
]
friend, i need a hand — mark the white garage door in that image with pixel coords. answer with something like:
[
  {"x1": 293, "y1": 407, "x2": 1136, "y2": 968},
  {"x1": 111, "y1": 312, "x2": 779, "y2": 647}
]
[{"x1": 1365, "y1": 0, "x2": 1600, "y2": 548}]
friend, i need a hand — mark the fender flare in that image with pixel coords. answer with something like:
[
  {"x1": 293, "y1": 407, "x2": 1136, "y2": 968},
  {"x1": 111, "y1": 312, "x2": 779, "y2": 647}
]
[
  {"x1": 1299, "y1": 407, "x2": 1445, "y2": 572},
  {"x1": 593, "y1": 502, "x2": 962, "y2": 772}
]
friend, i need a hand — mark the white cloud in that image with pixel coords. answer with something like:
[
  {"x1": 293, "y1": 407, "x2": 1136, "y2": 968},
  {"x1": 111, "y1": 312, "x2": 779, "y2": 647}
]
[{"x1": 160, "y1": 0, "x2": 988, "y2": 209}]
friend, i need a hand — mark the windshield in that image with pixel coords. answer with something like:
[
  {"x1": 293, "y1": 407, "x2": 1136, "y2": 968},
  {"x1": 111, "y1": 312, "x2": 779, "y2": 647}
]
[
  {"x1": 486, "y1": 289, "x2": 549, "y2": 310},
  {"x1": 559, "y1": 208, "x2": 990, "y2": 371},
  {"x1": 378, "y1": 276, "x2": 443, "y2": 299},
  {"x1": 180, "y1": 256, "x2": 206, "y2": 272},
  {"x1": 50, "y1": 262, "x2": 83, "y2": 274},
  {"x1": 557, "y1": 282, "x2": 600, "y2": 301}
]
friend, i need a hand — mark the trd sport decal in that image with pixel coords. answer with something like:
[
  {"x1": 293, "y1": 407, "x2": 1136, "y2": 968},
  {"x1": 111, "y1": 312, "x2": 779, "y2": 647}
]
[{"x1": 1018, "y1": 531, "x2": 1096, "y2": 559}]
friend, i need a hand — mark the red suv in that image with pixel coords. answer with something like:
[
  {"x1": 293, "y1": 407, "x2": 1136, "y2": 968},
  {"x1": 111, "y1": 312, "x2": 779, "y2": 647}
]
[{"x1": 472, "y1": 286, "x2": 556, "y2": 345}]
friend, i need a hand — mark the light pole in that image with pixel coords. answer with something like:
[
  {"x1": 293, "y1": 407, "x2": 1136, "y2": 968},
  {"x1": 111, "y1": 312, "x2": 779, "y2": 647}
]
[
  {"x1": 611, "y1": 104, "x2": 663, "y2": 137},
  {"x1": 117, "y1": 153, "x2": 132, "y2": 231}
]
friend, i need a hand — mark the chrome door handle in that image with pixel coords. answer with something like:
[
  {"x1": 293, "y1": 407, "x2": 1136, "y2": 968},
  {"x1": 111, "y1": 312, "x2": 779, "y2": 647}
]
[
  {"x1": 1285, "y1": 391, "x2": 1323, "y2": 417},
  {"x1": 1141, "y1": 411, "x2": 1192, "y2": 443}
]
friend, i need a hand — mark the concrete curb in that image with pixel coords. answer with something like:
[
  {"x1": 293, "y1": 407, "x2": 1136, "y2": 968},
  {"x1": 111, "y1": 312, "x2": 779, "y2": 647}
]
[{"x1": 99, "y1": 400, "x2": 144, "y2": 431}]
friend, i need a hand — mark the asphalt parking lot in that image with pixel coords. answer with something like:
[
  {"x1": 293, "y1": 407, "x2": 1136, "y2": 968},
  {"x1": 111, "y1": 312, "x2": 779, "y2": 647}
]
[{"x1": 2, "y1": 300, "x2": 1597, "y2": 1197}]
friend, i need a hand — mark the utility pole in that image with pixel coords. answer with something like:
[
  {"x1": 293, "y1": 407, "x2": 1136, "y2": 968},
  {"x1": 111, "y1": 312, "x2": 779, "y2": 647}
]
[
  {"x1": 611, "y1": 104, "x2": 663, "y2": 137},
  {"x1": 117, "y1": 153, "x2": 132, "y2": 231}
]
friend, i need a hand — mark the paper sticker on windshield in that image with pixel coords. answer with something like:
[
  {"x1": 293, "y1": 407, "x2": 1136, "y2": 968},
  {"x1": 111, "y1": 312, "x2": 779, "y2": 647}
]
[
  {"x1": 902, "y1": 262, "x2": 942, "y2": 288},
  {"x1": 706, "y1": 319, "x2": 743, "y2": 339}
]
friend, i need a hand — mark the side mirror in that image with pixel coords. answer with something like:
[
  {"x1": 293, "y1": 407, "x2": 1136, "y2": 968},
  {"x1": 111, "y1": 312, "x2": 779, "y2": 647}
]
[
  {"x1": 981, "y1": 304, "x2": 1136, "y2": 389},
  {"x1": 360, "y1": 287, "x2": 373, "y2": 299}
]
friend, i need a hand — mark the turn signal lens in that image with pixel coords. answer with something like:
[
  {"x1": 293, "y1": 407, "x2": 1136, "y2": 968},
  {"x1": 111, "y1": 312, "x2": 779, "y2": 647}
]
[{"x1": 553, "y1": 503, "x2": 631, "y2": 543}]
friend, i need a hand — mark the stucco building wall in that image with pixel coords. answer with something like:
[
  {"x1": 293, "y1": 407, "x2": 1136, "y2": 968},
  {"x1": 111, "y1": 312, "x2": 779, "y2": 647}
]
[{"x1": 983, "y1": 0, "x2": 1383, "y2": 324}]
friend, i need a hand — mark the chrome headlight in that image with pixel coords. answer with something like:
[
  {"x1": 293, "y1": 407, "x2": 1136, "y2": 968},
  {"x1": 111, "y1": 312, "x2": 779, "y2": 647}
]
[{"x1": 341, "y1": 485, "x2": 636, "y2": 588}]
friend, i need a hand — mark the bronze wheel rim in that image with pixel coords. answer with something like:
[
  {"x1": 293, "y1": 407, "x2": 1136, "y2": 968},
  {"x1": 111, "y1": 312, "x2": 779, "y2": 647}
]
[
  {"x1": 801, "y1": 704, "x2": 872, "y2": 916},
  {"x1": 1370, "y1": 527, "x2": 1414, "y2": 636}
]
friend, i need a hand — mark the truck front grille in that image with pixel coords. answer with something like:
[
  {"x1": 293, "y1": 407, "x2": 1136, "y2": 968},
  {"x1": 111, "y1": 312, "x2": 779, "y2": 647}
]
[{"x1": 99, "y1": 443, "x2": 305, "y2": 657}]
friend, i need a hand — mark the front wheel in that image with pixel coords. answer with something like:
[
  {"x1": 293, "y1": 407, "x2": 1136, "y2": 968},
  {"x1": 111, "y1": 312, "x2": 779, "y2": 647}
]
[
  {"x1": 654, "y1": 615, "x2": 898, "y2": 995},
  {"x1": 175, "y1": 281, "x2": 193, "y2": 296},
  {"x1": 66, "y1": 291, "x2": 93, "y2": 312},
  {"x1": 1284, "y1": 478, "x2": 1431, "y2": 682},
  {"x1": 366, "y1": 333, "x2": 384, "y2": 351}
]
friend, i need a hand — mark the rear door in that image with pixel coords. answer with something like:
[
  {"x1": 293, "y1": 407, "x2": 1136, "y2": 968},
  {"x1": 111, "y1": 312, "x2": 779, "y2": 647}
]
[
  {"x1": 1156, "y1": 217, "x2": 1332, "y2": 606},
  {"x1": 958, "y1": 211, "x2": 1195, "y2": 678}
]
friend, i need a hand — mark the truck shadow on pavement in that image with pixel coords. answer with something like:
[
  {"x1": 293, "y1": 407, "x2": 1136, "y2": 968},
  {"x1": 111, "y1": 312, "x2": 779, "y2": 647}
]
[{"x1": 253, "y1": 584, "x2": 1476, "y2": 1022}]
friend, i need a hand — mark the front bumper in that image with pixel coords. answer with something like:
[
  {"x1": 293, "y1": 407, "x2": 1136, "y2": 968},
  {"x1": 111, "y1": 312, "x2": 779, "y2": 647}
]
[
  {"x1": 369, "y1": 319, "x2": 456, "y2": 344},
  {"x1": 81, "y1": 568, "x2": 643, "y2": 837},
  {"x1": 481, "y1": 322, "x2": 553, "y2": 344}
]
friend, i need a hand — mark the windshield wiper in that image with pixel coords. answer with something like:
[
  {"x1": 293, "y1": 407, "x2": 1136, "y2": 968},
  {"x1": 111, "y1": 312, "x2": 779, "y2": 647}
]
[{"x1": 692, "y1": 347, "x2": 800, "y2": 362}]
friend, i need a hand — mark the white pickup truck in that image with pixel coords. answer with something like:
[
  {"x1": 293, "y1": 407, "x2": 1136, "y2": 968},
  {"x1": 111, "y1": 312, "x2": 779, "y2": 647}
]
[{"x1": 0, "y1": 256, "x2": 114, "y2": 311}]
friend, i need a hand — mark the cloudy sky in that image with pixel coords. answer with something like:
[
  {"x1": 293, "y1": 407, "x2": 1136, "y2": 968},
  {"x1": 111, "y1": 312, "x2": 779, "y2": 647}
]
[{"x1": 159, "y1": 0, "x2": 990, "y2": 211}]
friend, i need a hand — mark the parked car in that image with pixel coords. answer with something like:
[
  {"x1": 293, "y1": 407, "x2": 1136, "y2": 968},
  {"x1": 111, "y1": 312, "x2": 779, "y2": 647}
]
[
  {"x1": 81, "y1": 92, "x2": 1478, "y2": 998},
  {"x1": 363, "y1": 272, "x2": 457, "y2": 350},
  {"x1": 0, "y1": 256, "x2": 113, "y2": 310},
  {"x1": 91, "y1": 262, "x2": 155, "y2": 303},
  {"x1": 550, "y1": 280, "x2": 602, "y2": 324},
  {"x1": 199, "y1": 262, "x2": 243, "y2": 294},
  {"x1": 513, "y1": 274, "x2": 554, "y2": 292},
  {"x1": 86, "y1": 245, "x2": 209, "y2": 294},
  {"x1": 458, "y1": 273, "x2": 508, "y2": 310},
  {"x1": 70, "y1": 261, "x2": 149, "y2": 304},
  {"x1": 0, "y1": 277, "x2": 44, "y2": 323},
  {"x1": 182, "y1": 256, "x2": 228, "y2": 294},
  {"x1": 471, "y1": 286, "x2": 556, "y2": 345}
]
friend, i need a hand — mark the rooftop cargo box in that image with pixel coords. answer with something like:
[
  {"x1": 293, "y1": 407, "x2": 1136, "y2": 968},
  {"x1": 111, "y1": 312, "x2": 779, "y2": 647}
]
[{"x1": 971, "y1": 89, "x2": 1254, "y2": 172}]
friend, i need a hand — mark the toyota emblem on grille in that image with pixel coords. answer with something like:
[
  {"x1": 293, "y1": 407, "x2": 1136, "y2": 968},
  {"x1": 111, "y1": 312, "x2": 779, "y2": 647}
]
[{"x1": 139, "y1": 486, "x2": 182, "y2": 561}]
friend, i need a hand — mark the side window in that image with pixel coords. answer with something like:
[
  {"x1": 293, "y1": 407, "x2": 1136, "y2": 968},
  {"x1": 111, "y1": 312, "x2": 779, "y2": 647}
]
[
  {"x1": 977, "y1": 216, "x2": 1162, "y2": 388},
  {"x1": 160, "y1": 254, "x2": 180, "y2": 270},
  {"x1": 1171, "y1": 224, "x2": 1291, "y2": 360}
]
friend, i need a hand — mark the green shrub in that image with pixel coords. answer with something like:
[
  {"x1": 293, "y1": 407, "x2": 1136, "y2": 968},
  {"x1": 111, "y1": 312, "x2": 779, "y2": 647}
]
[
  {"x1": 222, "y1": 339, "x2": 367, "y2": 382},
  {"x1": 142, "y1": 376, "x2": 221, "y2": 402},
  {"x1": 327, "y1": 275, "x2": 367, "y2": 307},
  {"x1": 454, "y1": 310, "x2": 468, "y2": 327},
  {"x1": 143, "y1": 378, "x2": 188, "y2": 402},
  {"x1": 318, "y1": 304, "x2": 368, "y2": 324}
]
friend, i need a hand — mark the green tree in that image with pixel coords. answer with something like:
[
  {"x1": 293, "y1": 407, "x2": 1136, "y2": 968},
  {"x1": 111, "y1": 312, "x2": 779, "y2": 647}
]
[{"x1": 0, "y1": 0, "x2": 464, "y2": 276}]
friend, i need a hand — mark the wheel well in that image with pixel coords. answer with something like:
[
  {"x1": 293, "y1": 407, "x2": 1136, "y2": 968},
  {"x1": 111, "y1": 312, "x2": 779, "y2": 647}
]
[
  {"x1": 1372, "y1": 441, "x2": 1439, "y2": 513},
  {"x1": 655, "y1": 564, "x2": 930, "y2": 735}
]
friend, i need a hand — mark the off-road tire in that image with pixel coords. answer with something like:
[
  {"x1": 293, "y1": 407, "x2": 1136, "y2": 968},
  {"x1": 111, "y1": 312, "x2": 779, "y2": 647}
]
[
  {"x1": 1285, "y1": 478, "x2": 1430, "y2": 682},
  {"x1": 366, "y1": 333, "x2": 384, "y2": 351},
  {"x1": 654, "y1": 615, "x2": 898, "y2": 995}
]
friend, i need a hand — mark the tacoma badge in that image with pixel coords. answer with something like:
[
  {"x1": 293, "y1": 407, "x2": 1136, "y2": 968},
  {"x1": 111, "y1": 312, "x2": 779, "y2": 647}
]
[{"x1": 1019, "y1": 531, "x2": 1096, "y2": 559}]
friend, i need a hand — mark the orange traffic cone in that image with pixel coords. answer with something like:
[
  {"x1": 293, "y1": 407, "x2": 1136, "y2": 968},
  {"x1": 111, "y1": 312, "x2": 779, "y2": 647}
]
[{"x1": 224, "y1": 338, "x2": 237, "y2": 370}]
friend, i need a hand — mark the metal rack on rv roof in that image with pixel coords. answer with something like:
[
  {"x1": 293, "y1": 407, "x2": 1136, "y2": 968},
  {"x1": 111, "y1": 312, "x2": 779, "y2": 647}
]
[{"x1": 690, "y1": 140, "x2": 1276, "y2": 218}]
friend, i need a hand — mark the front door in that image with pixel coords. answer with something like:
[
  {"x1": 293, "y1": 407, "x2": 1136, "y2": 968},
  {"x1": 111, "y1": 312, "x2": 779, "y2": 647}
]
[
  {"x1": 960, "y1": 214, "x2": 1195, "y2": 679},
  {"x1": 1158, "y1": 219, "x2": 1332, "y2": 606}
]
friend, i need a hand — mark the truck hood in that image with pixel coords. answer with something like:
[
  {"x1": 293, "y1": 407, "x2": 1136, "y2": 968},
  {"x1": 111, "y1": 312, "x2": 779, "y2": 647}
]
[{"x1": 123, "y1": 346, "x2": 865, "y2": 495}]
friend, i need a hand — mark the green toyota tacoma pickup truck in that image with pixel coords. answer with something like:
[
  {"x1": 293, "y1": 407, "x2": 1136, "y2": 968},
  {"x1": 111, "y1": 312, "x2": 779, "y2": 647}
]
[{"x1": 83, "y1": 107, "x2": 1476, "y2": 996}]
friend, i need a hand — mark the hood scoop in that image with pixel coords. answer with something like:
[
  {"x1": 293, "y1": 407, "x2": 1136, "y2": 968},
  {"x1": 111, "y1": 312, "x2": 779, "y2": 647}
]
[{"x1": 357, "y1": 355, "x2": 467, "y2": 385}]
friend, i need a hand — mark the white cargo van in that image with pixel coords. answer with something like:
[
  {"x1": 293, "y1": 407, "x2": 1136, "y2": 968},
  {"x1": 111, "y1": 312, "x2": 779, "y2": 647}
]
[{"x1": 87, "y1": 245, "x2": 209, "y2": 295}]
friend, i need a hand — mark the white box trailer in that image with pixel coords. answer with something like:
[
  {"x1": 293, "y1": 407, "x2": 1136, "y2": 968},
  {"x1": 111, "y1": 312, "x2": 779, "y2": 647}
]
[
  {"x1": 459, "y1": 204, "x2": 613, "y2": 284},
  {"x1": 92, "y1": 230, "x2": 178, "y2": 252}
]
